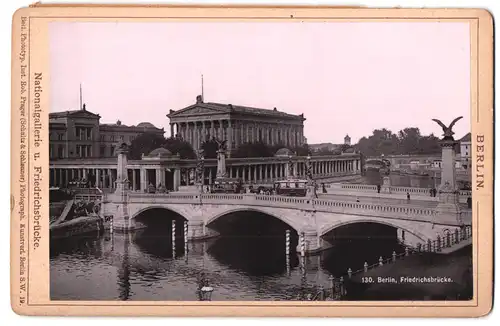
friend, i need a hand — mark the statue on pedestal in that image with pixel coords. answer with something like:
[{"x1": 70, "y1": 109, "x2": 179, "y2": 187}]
[
  {"x1": 431, "y1": 116, "x2": 463, "y2": 141},
  {"x1": 431, "y1": 117, "x2": 463, "y2": 225},
  {"x1": 215, "y1": 139, "x2": 227, "y2": 178}
]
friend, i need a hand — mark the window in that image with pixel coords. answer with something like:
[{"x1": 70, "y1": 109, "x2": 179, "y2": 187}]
[
  {"x1": 110, "y1": 146, "x2": 115, "y2": 156},
  {"x1": 120, "y1": 135, "x2": 124, "y2": 142},
  {"x1": 87, "y1": 128, "x2": 92, "y2": 140},
  {"x1": 58, "y1": 146, "x2": 64, "y2": 158},
  {"x1": 100, "y1": 135, "x2": 105, "y2": 141},
  {"x1": 100, "y1": 146, "x2": 105, "y2": 157},
  {"x1": 58, "y1": 133, "x2": 64, "y2": 141}
]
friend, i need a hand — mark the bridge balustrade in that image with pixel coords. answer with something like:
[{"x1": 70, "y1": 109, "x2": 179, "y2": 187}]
[
  {"x1": 126, "y1": 192, "x2": 441, "y2": 222},
  {"x1": 330, "y1": 183, "x2": 472, "y2": 198}
]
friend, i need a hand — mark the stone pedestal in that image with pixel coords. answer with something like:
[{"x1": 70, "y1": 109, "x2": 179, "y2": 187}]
[
  {"x1": 187, "y1": 220, "x2": 219, "y2": 241},
  {"x1": 216, "y1": 149, "x2": 227, "y2": 178},
  {"x1": 435, "y1": 139, "x2": 462, "y2": 226},
  {"x1": 107, "y1": 143, "x2": 131, "y2": 231},
  {"x1": 436, "y1": 182, "x2": 462, "y2": 225},
  {"x1": 296, "y1": 229, "x2": 321, "y2": 255},
  {"x1": 381, "y1": 175, "x2": 391, "y2": 194},
  {"x1": 440, "y1": 140, "x2": 457, "y2": 189}
]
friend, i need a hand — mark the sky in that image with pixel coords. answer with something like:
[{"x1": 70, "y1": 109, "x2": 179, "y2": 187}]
[{"x1": 49, "y1": 21, "x2": 471, "y2": 144}]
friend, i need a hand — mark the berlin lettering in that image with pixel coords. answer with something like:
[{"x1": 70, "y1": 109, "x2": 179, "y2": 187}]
[{"x1": 476, "y1": 134, "x2": 485, "y2": 189}]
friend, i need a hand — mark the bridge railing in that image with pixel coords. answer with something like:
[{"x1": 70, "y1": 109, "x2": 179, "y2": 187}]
[
  {"x1": 127, "y1": 192, "x2": 443, "y2": 222},
  {"x1": 321, "y1": 225, "x2": 473, "y2": 300},
  {"x1": 74, "y1": 194, "x2": 103, "y2": 202},
  {"x1": 328, "y1": 183, "x2": 472, "y2": 198}
]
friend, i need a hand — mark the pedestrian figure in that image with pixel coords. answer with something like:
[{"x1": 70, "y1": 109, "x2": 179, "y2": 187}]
[
  {"x1": 377, "y1": 184, "x2": 381, "y2": 193},
  {"x1": 467, "y1": 196, "x2": 472, "y2": 209},
  {"x1": 406, "y1": 192, "x2": 410, "y2": 201},
  {"x1": 356, "y1": 197, "x2": 360, "y2": 202}
]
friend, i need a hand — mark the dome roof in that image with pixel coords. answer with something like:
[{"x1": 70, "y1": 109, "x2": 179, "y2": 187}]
[
  {"x1": 148, "y1": 147, "x2": 172, "y2": 157},
  {"x1": 137, "y1": 122, "x2": 156, "y2": 128},
  {"x1": 275, "y1": 148, "x2": 293, "y2": 157}
]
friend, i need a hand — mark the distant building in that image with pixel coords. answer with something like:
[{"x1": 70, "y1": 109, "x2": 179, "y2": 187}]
[
  {"x1": 309, "y1": 143, "x2": 342, "y2": 154},
  {"x1": 459, "y1": 132, "x2": 471, "y2": 170},
  {"x1": 167, "y1": 95, "x2": 306, "y2": 154},
  {"x1": 309, "y1": 134, "x2": 351, "y2": 154},
  {"x1": 49, "y1": 104, "x2": 164, "y2": 159},
  {"x1": 344, "y1": 134, "x2": 351, "y2": 146}
]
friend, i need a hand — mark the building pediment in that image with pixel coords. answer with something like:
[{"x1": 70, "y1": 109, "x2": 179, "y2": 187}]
[
  {"x1": 50, "y1": 109, "x2": 100, "y2": 120},
  {"x1": 69, "y1": 110, "x2": 100, "y2": 119},
  {"x1": 167, "y1": 104, "x2": 226, "y2": 118}
]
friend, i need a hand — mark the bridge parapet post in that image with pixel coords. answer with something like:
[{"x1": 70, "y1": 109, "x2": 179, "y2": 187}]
[
  {"x1": 105, "y1": 143, "x2": 132, "y2": 231},
  {"x1": 296, "y1": 229, "x2": 321, "y2": 255}
]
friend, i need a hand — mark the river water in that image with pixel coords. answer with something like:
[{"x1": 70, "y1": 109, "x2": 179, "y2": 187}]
[{"x1": 50, "y1": 172, "x2": 445, "y2": 301}]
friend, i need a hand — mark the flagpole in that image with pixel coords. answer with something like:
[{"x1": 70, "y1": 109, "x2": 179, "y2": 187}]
[
  {"x1": 79, "y1": 83, "x2": 83, "y2": 110},
  {"x1": 201, "y1": 74, "x2": 204, "y2": 101}
]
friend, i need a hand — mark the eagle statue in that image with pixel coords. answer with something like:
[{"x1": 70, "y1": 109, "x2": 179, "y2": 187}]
[{"x1": 431, "y1": 116, "x2": 463, "y2": 140}]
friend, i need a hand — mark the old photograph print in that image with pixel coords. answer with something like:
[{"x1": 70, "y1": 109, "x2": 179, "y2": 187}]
[{"x1": 48, "y1": 21, "x2": 473, "y2": 301}]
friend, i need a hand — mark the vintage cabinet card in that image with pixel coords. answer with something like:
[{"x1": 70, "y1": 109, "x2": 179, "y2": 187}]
[{"x1": 10, "y1": 4, "x2": 494, "y2": 317}]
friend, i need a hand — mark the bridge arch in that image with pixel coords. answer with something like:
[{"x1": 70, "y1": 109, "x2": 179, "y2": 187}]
[
  {"x1": 320, "y1": 218, "x2": 428, "y2": 244},
  {"x1": 130, "y1": 205, "x2": 189, "y2": 221},
  {"x1": 206, "y1": 207, "x2": 303, "y2": 233}
]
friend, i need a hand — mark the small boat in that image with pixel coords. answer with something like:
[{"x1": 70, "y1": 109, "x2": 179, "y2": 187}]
[{"x1": 50, "y1": 215, "x2": 103, "y2": 239}]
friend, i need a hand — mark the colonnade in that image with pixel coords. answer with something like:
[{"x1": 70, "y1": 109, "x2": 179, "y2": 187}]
[
  {"x1": 49, "y1": 158, "x2": 362, "y2": 190},
  {"x1": 170, "y1": 120, "x2": 304, "y2": 153}
]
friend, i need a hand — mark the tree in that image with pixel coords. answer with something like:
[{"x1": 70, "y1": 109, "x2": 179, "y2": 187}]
[
  {"x1": 293, "y1": 144, "x2": 311, "y2": 156},
  {"x1": 163, "y1": 137, "x2": 196, "y2": 159},
  {"x1": 128, "y1": 132, "x2": 168, "y2": 159},
  {"x1": 128, "y1": 132, "x2": 196, "y2": 159},
  {"x1": 353, "y1": 127, "x2": 441, "y2": 157},
  {"x1": 232, "y1": 141, "x2": 274, "y2": 158},
  {"x1": 201, "y1": 138, "x2": 219, "y2": 159}
]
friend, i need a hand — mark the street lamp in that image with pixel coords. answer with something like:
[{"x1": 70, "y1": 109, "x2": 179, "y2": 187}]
[{"x1": 197, "y1": 150, "x2": 205, "y2": 193}]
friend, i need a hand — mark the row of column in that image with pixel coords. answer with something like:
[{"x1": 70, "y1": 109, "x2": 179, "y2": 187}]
[
  {"x1": 180, "y1": 158, "x2": 361, "y2": 185},
  {"x1": 171, "y1": 120, "x2": 304, "y2": 153},
  {"x1": 50, "y1": 168, "x2": 117, "y2": 189},
  {"x1": 49, "y1": 159, "x2": 361, "y2": 189}
]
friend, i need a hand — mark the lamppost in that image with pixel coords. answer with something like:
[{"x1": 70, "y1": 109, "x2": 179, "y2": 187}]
[
  {"x1": 306, "y1": 154, "x2": 317, "y2": 198},
  {"x1": 306, "y1": 154, "x2": 312, "y2": 182},
  {"x1": 288, "y1": 154, "x2": 293, "y2": 178},
  {"x1": 197, "y1": 149, "x2": 205, "y2": 193}
]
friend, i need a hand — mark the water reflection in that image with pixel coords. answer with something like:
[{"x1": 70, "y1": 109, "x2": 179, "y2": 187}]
[{"x1": 51, "y1": 218, "x2": 407, "y2": 301}]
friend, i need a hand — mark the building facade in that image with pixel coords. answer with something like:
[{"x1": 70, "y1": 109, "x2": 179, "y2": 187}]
[
  {"x1": 49, "y1": 105, "x2": 164, "y2": 160},
  {"x1": 459, "y1": 132, "x2": 471, "y2": 170},
  {"x1": 167, "y1": 95, "x2": 306, "y2": 154}
]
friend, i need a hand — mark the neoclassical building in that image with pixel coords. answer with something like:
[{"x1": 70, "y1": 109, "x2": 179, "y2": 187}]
[
  {"x1": 49, "y1": 104, "x2": 164, "y2": 159},
  {"x1": 167, "y1": 95, "x2": 306, "y2": 154}
]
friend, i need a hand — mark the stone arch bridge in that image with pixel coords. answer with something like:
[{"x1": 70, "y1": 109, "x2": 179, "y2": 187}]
[{"x1": 103, "y1": 192, "x2": 471, "y2": 254}]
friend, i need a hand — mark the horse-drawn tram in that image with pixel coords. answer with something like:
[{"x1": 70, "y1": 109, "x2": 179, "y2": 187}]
[
  {"x1": 273, "y1": 178, "x2": 309, "y2": 197},
  {"x1": 210, "y1": 177, "x2": 244, "y2": 194}
]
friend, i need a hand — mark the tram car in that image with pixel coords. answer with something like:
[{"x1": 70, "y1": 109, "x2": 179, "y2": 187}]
[
  {"x1": 273, "y1": 178, "x2": 308, "y2": 197},
  {"x1": 211, "y1": 177, "x2": 243, "y2": 194}
]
